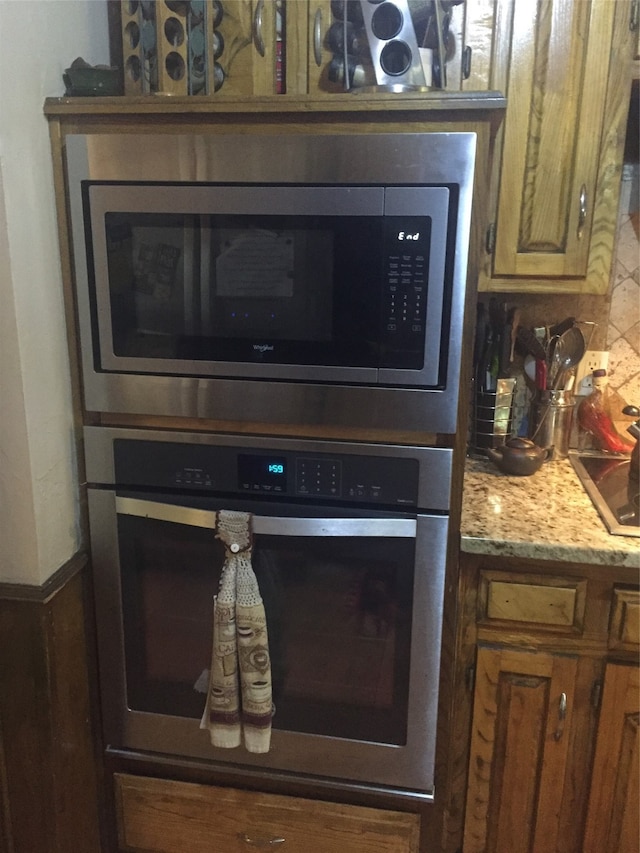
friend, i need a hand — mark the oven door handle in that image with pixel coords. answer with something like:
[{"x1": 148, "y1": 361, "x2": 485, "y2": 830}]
[{"x1": 115, "y1": 496, "x2": 417, "y2": 537}]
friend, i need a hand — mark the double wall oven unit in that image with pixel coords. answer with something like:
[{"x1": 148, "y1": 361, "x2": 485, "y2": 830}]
[
  {"x1": 65, "y1": 131, "x2": 476, "y2": 433},
  {"x1": 62, "y1": 126, "x2": 479, "y2": 803},
  {"x1": 85, "y1": 427, "x2": 453, "y2": 797}
]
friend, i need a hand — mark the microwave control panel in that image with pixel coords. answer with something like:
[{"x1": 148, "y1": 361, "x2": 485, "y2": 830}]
[{"x1": 381, "y1": 217, "x2": 431, "y2": 347}]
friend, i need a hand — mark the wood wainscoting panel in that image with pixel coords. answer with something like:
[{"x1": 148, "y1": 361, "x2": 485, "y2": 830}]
[{"x1": 0, "y1": 554, "x2": 103, "y2": 853}]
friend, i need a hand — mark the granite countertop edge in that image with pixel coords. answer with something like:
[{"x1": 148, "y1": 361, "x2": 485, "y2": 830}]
[{"x1": 460, "y1": 456, "x2": 640, "y2": 570}]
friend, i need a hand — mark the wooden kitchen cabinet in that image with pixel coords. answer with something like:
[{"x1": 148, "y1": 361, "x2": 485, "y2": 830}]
[
  {"x1": 114, "y1": 773, "x2": 421, "y2": 853},
  {"x1": 478, "y1": 0, "x2": 636, "y2": 293},
  {"x1": 283, "y1": 0, "x2": 340, "y2": 95},
  {"x1": 117, "y1": 0, "x2": 278, "y2": 97},
  {"x1": 447, "y1": 557, "x2": 640, "y2": 853},
  {"x1": 284, "y1": 0, "x2": 498, "y2": 95},
  {"x1": 283, "y1": 0, "x2": 634, "y2": 291},
  {"x1": 212, "y1": 0, "x2": 278, "y2": 97},
  {"x1": 583, "y1": 662, "x2": 640, "y2": 853},
  {"x1": 463, "y1": 646, "x2": 579, "y2": 853}
]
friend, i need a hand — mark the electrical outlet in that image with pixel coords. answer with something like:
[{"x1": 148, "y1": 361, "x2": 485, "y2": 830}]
[{"x1": 575, "y1": 351, "x2": 609, "y2": 395}]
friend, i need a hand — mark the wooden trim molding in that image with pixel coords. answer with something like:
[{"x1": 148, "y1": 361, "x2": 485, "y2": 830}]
[{"x1": 0, "y1": 553, "x2": 103, "y2": 853}]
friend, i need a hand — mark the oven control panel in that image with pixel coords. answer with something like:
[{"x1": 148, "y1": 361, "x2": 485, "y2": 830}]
[
  {"x1": 237, "y1": 451, "x2": 416, "y2": 504},
  {"x1": 113, "y1": 440, "x2": 422, "y2": 507}
]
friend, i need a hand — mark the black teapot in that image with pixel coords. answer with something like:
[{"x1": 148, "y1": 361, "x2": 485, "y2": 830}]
[{"x1": 485, "y1": 437, "x2": 552, "y2": 476}]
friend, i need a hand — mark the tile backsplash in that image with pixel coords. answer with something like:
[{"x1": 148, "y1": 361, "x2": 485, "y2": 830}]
[{"x1": 607, "y1": 165, "x2": 639, "y2": 409}]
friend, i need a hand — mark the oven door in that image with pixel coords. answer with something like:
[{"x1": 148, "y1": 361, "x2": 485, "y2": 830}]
[{"x1": 88, "y1": 489, "x2": 448, "y2": 795}]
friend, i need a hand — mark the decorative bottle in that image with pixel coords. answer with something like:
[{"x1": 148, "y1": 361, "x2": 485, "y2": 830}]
[{"x1": 577, "y1": 370, "x2": 635, "y2": 454}]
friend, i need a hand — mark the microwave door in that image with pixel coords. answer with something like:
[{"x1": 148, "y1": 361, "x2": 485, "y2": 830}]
[{"x1": 89, "y1": 184, "x2": 384, "y2": 382}]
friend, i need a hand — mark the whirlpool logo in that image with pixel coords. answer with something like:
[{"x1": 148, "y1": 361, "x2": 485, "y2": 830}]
[{"x1": 253, "y1": 343, "x2": 274, "y2": 354}]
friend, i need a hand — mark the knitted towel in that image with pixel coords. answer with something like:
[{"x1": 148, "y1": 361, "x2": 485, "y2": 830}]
[{"x1": 200, "y1": 510, "x2": 272, "y2": 753}]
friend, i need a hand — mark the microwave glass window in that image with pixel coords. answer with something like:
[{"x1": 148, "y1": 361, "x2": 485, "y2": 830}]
[
  {"x1": 102, "y1": 211, "x2": 429, "y2": 369},
  {"x1": 118, "y1": 512, "x2": 414, "y2": 746},
  {"x1": 208, "y1": 220, "x2": 334, "y2": 343}
]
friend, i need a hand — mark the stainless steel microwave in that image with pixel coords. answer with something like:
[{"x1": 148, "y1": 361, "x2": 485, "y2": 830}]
[{"x1": 64, "y1": 131, "x2": 477, "y2": 432}]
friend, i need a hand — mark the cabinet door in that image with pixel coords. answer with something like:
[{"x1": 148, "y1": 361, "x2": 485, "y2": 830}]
[
  {"x1": 216, "y1": 0, "x2": 277, "y2": 96},
  {"x1": 491, "y1": 0, "x2": 617, "y2": 280},
  {"x1": 459, "y1": 0, "x2": 503, "y2": 91},
  {"x1": 478, "y1": 0, "x2": 635, "y2": 294},
  {"x1": 304, "y1": 0, "x2": 344, "y2": 95},
  {"x1": 583, "y1": 663, "x2": 640, "y2": 853},
  {"x1": 463, "y1": 646, "x2": 578, "y2": 853}
]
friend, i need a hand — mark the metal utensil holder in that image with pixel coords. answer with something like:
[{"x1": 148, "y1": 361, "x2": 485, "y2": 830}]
[
  {"x1": 471, "y1": 378, "x2": 516, "y2": 452},
  {"x1": 531, "y1": 389, "x2": 574, "y2": 458}
]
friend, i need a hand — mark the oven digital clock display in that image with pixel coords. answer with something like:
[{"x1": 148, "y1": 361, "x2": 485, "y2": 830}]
[{"x1": 238, "y1": 454, "x2": 287, "y2": 491}]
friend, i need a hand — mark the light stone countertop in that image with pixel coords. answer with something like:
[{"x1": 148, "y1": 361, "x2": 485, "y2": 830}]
[{"x1": 461, "y1": 455, "x2": 640, "y2": 569}]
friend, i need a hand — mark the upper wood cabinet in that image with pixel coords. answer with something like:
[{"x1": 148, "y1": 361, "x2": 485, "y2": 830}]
[
  {"x1": 477, "y1": 0, "x2": 636, "y2": 293},
  {"x1": 294, "y1": 0, "x2": 497, "y2": 95},
  {"x1": 118, "y1": 0, "x2": 278, "y2": 96},
  {"x1": 216, "y1": 0, "x2": 278, "y2": 96},
  {"x1": 285, "y1": 0, "x2": 344, "y2": 95}
]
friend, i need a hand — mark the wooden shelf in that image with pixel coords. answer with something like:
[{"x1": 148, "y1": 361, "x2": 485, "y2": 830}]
[{"x1": 44, "y1": 90, "x2": 507, "y2": 118}]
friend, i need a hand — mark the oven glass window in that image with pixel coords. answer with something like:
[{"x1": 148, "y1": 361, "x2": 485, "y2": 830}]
[
  {"x1": 104, "y1": 212, "x2": 384, "y2": 367},
  {"x1": 118, "y1": 513, "x2": 414, "y2": 746}
]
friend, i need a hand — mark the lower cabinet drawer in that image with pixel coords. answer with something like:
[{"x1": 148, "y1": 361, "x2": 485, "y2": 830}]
[
  {"x1": 478, "y1": 571, "x2": 586, "y2": 632},
  {"x1": 609, "y1": 587, "x2": 640, "y2": 651},
  {"x1": 114, "y1": 773, "x2": 420, "y2": 853}
]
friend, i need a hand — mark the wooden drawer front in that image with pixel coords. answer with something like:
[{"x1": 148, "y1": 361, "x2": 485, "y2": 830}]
[
  {"x1": 479, "y1": 572, "x2": 585, "y2": 631},
  {"x1": 115, "y1": 774, "x2": 420, "y2": 853},
  {"x1": 609, "y1": 588, "x2": 640, "y2": 651}
]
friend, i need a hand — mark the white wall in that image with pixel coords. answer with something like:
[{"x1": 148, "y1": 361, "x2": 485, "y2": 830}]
[{"x1": 0, "y1": 0, "x2": 108, "y2": 584}]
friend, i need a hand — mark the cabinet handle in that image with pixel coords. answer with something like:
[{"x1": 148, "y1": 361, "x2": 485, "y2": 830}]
[
  {"x1": 577, "y1": 184, "x2": 587, "y2": 239},
  {"x1": 239, "y1": 832, "x2": 286, "y2": 847},
  {"x1": 253, "y1": 0, "x2": 266, "y2": 57},
  {"x1": 553, "y1": 692, "x2": 567, "y2": 741},
  {"x1": 313, "y1": 8, "x2": 323, "y2": 67}
]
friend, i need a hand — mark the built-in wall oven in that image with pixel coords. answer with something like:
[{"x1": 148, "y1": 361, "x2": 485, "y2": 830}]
[
  {"x1": 85, "y1": 426, "x2": 453, "y2": 797},
  {"x1": 65, "y1": 131, "x2": 476, "y2": 433}
]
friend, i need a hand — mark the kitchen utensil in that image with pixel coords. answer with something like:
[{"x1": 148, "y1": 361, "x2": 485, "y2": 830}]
[
  {"x1": 535, "y1": 358, "x2": 548, "y2": 391},
  {"x1": 508, "y1": 308, "x2": 521, "y2": 363},
  {"x1": 473, "y1": 302, "x2": 486, "y2": 386},
  {"x1": 485, "y1": 437, "x2": 552, "y2": 476},
  {"x1": 550, "y1": 325, "x2": 586, "y2": 389},
  {"x1": 524, "y1": 354, "x2": 536, "y2": 382},
  {"x1": 549, "y1": 316, "x2": 576, "y2": 338},
  {"x1": 516, "y1": 326, "x2": 547, "y2": 362},
  {"x1": 498, "y1": 306, "x2": 520, "y2": 378}
]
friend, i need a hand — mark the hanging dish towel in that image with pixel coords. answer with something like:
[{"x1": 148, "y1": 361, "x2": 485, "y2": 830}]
[{"x1": 200, "y1": 510, "x2": 273, "y2": 753}]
